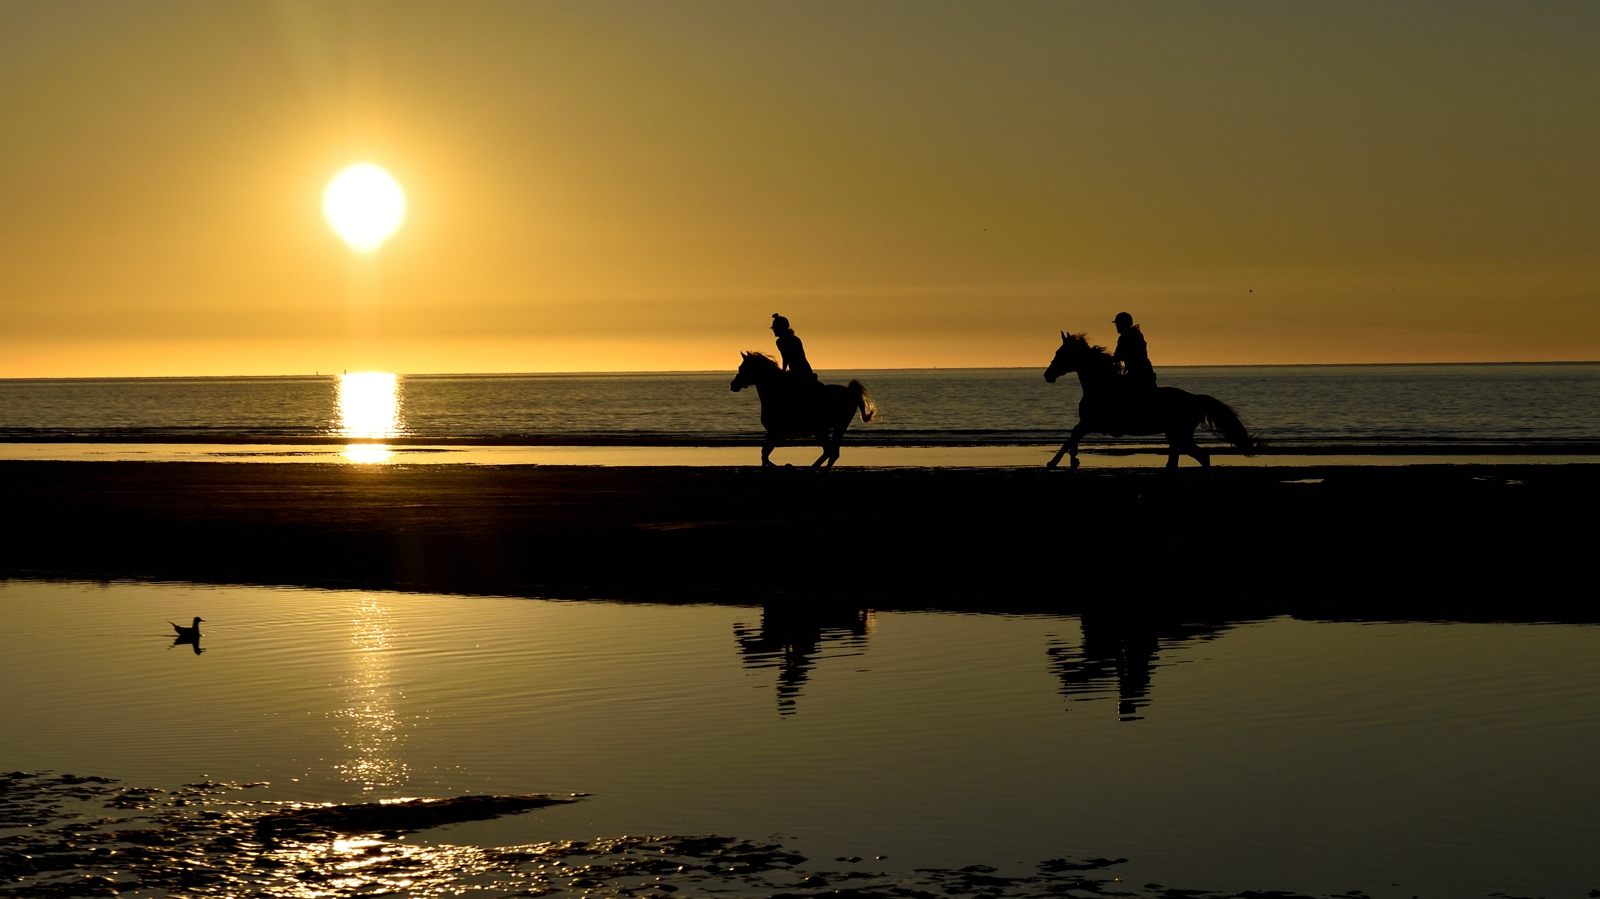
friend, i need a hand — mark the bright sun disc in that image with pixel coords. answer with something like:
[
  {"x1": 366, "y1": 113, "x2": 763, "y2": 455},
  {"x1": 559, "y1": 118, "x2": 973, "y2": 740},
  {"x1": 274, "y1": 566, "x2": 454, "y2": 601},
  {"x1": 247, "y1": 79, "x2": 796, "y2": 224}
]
[{"x1": 324, "y1": 163, "x2": 406, "y2": 252}]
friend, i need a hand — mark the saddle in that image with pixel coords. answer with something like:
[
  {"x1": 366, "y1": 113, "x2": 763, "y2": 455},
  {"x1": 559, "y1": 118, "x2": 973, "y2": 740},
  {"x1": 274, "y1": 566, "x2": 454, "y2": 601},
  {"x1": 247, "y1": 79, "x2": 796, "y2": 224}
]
[{"x1": 775, "y1": 372, "x2": 823, "y2": 411}]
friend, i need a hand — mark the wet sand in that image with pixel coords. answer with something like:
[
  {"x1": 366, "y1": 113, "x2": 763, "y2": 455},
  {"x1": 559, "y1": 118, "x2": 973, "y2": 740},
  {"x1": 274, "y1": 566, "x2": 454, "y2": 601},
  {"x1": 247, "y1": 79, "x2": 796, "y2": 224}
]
[
  {"x1": 0, "y1": 772, "x2": 1152, "y2": 899},
  {"x1": 3, "y1": 460, "x2": 1595, "y2": 619}
]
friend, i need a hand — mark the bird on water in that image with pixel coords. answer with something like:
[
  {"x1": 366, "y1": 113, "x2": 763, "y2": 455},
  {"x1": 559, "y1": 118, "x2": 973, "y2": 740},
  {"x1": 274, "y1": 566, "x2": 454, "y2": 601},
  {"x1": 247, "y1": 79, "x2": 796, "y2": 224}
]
[{"x1": 170, "y1": 617, "x2": 203, "y2": 639}]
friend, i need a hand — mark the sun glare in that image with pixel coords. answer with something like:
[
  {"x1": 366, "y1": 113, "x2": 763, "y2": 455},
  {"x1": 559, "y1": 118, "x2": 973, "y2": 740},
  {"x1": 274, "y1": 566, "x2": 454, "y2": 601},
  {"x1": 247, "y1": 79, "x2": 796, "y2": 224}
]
[
  {"x1": 324, "y1": 164, "x2": 407, "y2": 253},
  {"x1": 337, "y1": 371, "x2": 404, "y2": 463}
]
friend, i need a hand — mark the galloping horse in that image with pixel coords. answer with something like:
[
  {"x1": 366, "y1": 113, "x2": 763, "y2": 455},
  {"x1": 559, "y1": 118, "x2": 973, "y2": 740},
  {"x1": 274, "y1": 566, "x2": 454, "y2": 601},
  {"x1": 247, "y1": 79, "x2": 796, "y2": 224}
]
[
  {"x1": 730, "y1": 352, "x2": 877, "y2": 467},
  {"x1": 1043, "y1": 331, "x2": 1257, "y2": 469}
]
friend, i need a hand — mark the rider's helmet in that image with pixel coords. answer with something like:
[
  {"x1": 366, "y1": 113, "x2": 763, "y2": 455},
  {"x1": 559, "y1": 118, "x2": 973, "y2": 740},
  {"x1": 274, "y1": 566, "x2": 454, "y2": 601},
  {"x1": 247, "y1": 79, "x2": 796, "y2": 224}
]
[
  {"x1": 771, "y1": 313, "x2": 791, "y2": 333},
  {"x1": 1113, "y1": 311, "x2": 1134, "y2": 328}
]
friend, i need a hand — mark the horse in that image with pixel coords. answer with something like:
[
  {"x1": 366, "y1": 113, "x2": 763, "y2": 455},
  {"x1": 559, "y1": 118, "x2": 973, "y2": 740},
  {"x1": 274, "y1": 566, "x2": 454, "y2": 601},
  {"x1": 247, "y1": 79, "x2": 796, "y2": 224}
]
[
  {"x1": 1043, "y1": 331, "x2": 1257, "y2": 470},
  {"x1": 730, "y1": 352, "x2": 878, "y2": 467}
]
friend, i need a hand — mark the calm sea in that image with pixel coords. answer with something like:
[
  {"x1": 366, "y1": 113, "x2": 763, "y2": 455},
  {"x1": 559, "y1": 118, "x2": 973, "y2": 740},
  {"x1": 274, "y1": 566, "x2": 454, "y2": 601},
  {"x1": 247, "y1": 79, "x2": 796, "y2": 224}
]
[
  {"x1": 5, "y1": 580, "x2": 1599, "y2": 898},
  {"x1": 2, "y1": 363, "x2": 1598, "y2": 450}
]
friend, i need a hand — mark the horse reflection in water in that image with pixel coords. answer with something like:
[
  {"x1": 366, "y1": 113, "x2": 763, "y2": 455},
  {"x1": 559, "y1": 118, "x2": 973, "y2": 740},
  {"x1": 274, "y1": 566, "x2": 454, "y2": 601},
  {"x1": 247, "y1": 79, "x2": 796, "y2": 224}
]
[
  {"x1": 1048, "y1": 613, "x2": 1238, "y2": 720},
  {"x1": 1043, "y1": 331, "x2": 1258, "y2": 469},
  {"x1": 730, "y1": 353, "x2": 877, "y2": 467},
  {"x1": 734, "y1": 606, "x2": 874, "y2": 715}
]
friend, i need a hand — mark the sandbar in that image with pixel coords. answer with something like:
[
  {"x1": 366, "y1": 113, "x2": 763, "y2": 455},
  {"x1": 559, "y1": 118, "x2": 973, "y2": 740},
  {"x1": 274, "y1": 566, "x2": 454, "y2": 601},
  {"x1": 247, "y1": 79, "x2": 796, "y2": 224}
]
[{"x1": 3, "y1": 459, "x2": 1595, "y2": 621}]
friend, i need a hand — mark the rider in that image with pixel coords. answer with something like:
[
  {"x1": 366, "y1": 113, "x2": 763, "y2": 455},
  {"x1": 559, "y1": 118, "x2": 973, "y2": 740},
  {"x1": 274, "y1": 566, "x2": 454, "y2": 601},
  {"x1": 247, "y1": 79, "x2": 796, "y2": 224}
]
[
  {"x1": 1111, "y1": 312, "x2": 1157, "y2": 391},
  {"x1": 771, "y1": 314, "x2": 817, "y2": 381}
]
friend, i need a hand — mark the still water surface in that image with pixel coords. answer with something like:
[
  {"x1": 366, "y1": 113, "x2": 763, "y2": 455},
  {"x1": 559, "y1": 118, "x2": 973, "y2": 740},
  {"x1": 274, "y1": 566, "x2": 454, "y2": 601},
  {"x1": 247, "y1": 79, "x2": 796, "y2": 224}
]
[
  {"x1": 4, "y1": 363, "x2": 1598, "y2": 448},
  {"x1": 4, "y1": 580, "x2": 1598, "y2": 897}
]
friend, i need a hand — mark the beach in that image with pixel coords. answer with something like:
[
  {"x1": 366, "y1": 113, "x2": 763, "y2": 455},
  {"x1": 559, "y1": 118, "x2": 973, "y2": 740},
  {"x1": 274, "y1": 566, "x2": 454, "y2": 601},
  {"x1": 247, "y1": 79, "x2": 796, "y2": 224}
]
[
  {"x1": 5, "y1": 459, "x2": 1595, "y2": 620},
  {"x1": 7, "y1": 460, "x2": 1600, "y2": 897}
]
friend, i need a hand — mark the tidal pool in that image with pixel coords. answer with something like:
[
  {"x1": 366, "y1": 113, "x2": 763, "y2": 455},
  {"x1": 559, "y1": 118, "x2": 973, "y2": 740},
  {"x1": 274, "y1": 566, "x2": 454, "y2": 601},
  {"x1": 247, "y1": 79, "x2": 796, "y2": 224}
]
[{"x1": 3, "y1": 580, "x2": 1597, "y2": 897}]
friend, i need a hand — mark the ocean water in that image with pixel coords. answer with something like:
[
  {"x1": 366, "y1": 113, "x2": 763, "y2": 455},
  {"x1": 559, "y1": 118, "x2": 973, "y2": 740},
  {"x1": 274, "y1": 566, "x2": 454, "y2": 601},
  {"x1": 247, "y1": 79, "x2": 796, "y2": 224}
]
[
  {"x1": 1, "y1": 363, "x2": 1598, "y2": 449},
  {"x1": 5, "y1": 580, "x2": 1599, "y2": 898}
]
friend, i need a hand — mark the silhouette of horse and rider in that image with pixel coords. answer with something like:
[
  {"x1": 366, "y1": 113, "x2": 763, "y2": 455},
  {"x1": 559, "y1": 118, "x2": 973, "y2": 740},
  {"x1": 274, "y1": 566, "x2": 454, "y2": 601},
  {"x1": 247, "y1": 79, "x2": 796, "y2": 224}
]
[
  {"x1": 730, "y1": 314, "x2": 877, "y2": 467},
  {"x1": 1043, "y1": 312, "x2": 1257, "y2": 469},
  {"x1": 730, "y1": 311, "x2": 1254, "y2": 469}
]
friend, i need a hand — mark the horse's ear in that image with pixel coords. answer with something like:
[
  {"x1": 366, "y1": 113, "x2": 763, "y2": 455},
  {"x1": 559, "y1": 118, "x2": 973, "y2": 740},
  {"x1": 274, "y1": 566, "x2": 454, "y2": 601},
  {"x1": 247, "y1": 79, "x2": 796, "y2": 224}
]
[{"x1": 1060, "y1": 330, "x2": 1068, "y2": 342}]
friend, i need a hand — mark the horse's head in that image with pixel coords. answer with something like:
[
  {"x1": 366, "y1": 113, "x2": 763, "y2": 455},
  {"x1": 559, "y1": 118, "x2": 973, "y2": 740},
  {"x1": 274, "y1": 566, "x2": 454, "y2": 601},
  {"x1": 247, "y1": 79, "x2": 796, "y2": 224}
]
[
  {"x1": 1044, "y1": 331, "x2": 1090, "y2": 383},
  {"x1": 730, "y1": 351, "x2": 779, "y2": 392}
]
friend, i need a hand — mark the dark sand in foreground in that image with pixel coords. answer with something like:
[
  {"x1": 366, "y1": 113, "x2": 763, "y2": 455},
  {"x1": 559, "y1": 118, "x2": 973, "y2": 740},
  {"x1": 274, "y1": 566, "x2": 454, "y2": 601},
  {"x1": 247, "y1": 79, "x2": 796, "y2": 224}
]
[
  {"x1": 6, "y1": 462, "x2": 1600, "y2": 899},
  {"x1": 2, "y1": 460, "x2": 1595, "y2": 620}
]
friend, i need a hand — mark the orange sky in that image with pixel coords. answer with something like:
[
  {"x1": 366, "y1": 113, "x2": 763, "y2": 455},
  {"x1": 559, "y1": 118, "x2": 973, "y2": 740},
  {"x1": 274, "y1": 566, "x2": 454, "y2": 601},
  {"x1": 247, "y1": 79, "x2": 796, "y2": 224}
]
[{"x1": 1, "y1": 2, "x2": 1595, "y2": 376}]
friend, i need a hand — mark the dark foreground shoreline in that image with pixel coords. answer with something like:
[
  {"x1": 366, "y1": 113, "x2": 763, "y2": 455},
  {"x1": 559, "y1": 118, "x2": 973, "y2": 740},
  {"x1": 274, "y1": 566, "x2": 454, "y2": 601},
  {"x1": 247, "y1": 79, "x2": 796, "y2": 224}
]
[
  {"x1": 0, "y1": 771, "x2": 1317, "y2": 899},
  {"x1": 2, "y1": 460, "x2": 1596, "y2": 621}
]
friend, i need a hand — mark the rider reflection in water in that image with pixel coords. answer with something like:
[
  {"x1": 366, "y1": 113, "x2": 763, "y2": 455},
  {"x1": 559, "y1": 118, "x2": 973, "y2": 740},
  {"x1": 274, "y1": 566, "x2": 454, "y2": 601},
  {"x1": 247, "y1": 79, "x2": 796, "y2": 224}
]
[
  {"x1": 1111, "y1": 311, "x2": 1158, "y2": 391},
  {"x1": 771, "y1": 314, "x2": 817, "y2": 382}
]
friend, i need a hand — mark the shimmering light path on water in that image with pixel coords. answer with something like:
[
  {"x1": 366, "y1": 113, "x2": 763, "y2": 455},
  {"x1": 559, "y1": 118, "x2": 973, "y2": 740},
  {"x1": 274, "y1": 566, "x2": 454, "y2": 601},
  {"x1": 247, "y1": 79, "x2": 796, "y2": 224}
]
[{"x1": 4, "y1": 580, "x2": 1599, "y2": 897}]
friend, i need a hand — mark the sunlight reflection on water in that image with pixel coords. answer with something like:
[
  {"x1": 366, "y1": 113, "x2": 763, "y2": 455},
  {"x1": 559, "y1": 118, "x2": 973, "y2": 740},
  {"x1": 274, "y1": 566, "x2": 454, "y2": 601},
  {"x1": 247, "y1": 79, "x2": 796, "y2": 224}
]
[
  {"x1": 334, "y1": 597, "x2": 410, "y2": 791},
  {"x1": 337, "y1": 372, "x2": 404, "y2": 463}
]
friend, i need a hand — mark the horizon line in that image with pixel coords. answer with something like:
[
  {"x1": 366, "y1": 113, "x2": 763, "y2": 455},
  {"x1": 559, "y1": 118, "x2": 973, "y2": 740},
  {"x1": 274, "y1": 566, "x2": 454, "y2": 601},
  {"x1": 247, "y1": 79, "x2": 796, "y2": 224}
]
[{"x1": 4, "y1": 359, "x2": 1599, "y2": 381}]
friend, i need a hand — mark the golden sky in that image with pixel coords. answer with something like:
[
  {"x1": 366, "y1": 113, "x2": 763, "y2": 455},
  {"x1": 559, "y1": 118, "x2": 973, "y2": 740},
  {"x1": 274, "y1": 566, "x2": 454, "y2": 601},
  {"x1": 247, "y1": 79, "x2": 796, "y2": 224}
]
[{"x1": 1, "y1": 2, "x2": 1595, "y2": 376}]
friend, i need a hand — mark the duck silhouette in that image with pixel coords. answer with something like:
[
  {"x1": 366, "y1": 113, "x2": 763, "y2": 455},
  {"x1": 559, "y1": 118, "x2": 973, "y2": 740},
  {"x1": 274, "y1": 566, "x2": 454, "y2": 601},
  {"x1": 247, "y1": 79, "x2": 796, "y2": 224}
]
[
  {"x1": 170, "y1": 617, "x2": 203, "y2": 639},
  {"x1": 170, "y1": 617, "x2": 204, "y2": 654}
]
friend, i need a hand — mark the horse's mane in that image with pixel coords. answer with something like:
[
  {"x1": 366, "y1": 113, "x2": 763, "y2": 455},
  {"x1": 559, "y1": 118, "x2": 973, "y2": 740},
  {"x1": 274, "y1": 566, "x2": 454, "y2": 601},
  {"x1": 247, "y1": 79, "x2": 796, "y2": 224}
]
[
  {"x1": 1064, "y1": 332, "x2": 1118, "y2": 373},
  {"x1": 740, "y1": 351, "x2": 780, "y2": 371}
]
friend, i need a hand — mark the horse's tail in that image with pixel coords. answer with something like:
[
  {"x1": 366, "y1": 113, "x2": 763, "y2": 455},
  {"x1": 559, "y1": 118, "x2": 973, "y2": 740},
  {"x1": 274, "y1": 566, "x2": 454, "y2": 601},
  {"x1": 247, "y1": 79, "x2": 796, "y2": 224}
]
[
  {"x1": 1198, "y1": 395, "x2": 1261, "y2": 456},
  {"x1": 848, "y1": 380, "x2": 878, "y2": 423}
]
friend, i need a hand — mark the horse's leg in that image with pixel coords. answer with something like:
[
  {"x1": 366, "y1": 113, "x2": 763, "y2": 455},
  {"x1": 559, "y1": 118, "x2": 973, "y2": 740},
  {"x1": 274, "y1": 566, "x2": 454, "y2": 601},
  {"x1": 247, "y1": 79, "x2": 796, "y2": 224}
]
[
  {"x1": 1047, "y1": 442, "x2": 1069, "y2": 469},
  {"x1": 1165, "y1": 431, "x2": 1208, "y2": 469},
  {"x1": 1049, "y1": 419, "x2": 1088, "y2": 463},
  {"x1": 811, "y1": 431, "x2": 830, "y2": 467},
  {"x1": 1187, "y1": 412, "x2": 1212, "y2": 468},
  {"x1": 815, "y1": 405, "x2": 848, "y2": 467},
  {"x1": 826, "y1": 412, "x2": 852, "y2": 467},
  {"x1": 762, "y1": 435, "x2": 776, "y2": 467},
  {"x1": 1048, "y1": 420, "x2": 1092, "y2": 469}
]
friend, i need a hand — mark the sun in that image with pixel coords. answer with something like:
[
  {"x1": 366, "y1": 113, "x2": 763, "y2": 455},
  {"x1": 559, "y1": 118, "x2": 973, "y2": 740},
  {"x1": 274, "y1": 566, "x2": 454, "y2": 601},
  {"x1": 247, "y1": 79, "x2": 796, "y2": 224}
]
[{"x1": 323, "y1": 163, "x2": 407, "y2": 253}]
